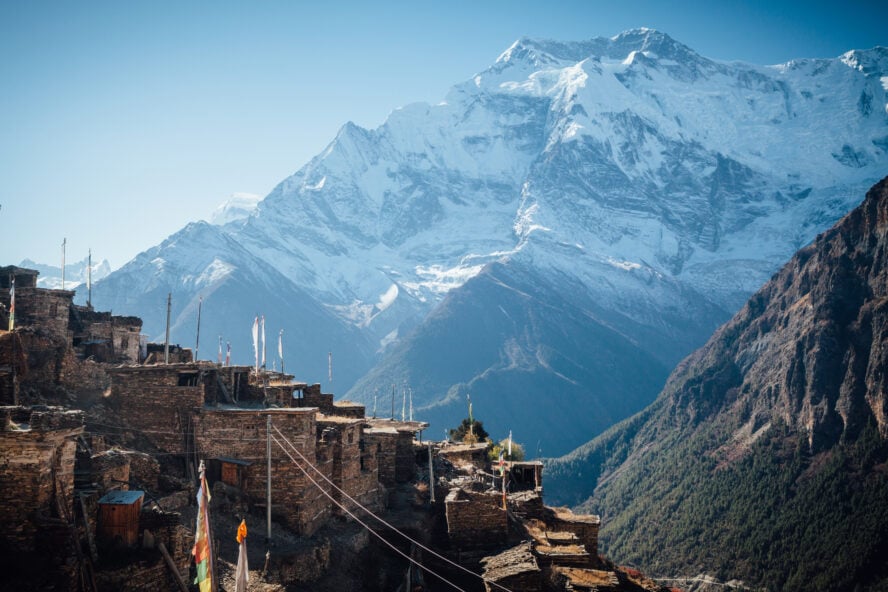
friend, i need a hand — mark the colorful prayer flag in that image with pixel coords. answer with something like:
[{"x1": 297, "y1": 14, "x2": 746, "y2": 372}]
[{"x1": 192, "y1": 461, "x2": 213, "y2": 592}]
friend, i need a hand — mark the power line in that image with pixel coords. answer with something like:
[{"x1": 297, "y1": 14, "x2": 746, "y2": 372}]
[
  {"x1": 269, "y1": 433, "x2": 471, "y2": 592},
  {"x1": 271, "y1": 423, "x2": 514, "y2": 592}
]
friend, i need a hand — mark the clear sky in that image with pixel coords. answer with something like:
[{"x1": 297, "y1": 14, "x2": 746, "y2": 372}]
[{"x1": 1, "y1": 0, "x2": 885, "y2": 269}]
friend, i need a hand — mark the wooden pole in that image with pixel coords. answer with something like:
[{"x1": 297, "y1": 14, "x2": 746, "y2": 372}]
[
  {"x1": 266, "y1": 414, "x2": 272, "y2": 543},
  {"x1": 158, "y1": 541, "x2": 189, "y2": 592},
  {"x1": 61, "y1": 238, "x2": 66, "y2": 291},
  {"x1": 428, "y1": 442, "x2": 435, "y2": 504},
  {"x1": 87, "y1": 248, "x2": 92, "y2": 308},
  {"x1": 195, "y1": 296, "x2": 202, "y2": 361},
  {"x1": 164, "y1": 293, "x2": 171, "y2": 364}
]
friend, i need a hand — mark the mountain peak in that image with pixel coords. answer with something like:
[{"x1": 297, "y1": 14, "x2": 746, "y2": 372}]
[
  {"x1": 840, "y1": 45, "x2": 888, "y2": 77},
  {"x1": 209, "y1": 192, "x2": 261, "y2": 226},
  {"x1": 497, "y1": 29, "x2": 701, "y2": 67}
]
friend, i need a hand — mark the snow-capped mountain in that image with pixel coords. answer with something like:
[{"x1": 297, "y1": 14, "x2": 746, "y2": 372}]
[
  {"x1": 21, "y1": 256, "x2": 112, "y2": 291},
  {"x1": 92, "y1": 30, "x2": 888, "y2": 455},
  {"x1": 209, "y1": 193, "x2": 261, "y2": 226}
]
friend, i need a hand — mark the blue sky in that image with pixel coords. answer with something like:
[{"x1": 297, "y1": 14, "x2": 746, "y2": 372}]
[{"x1": 1, "y1": 0, "x2": 885, "y2": 269}]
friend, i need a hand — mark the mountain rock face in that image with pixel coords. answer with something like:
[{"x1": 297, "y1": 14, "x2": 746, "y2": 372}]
[
  {"x1": 92, "y1": 30, "x2": 888, "y2": 455},
  {"x1": 545, "y1": 177, "x2": 888, "y2": 591}
]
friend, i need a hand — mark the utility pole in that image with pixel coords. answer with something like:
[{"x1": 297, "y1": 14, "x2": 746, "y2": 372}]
[
  {"x1": 87, "y1": 248, "x2": 92, "y2": 308},
  {"x1": 164, "y1": 293, "x2": 171, "y2": 364},
  {"x1": 428, "y1": 442, "x2": 435, "y2": 504},
  {"x1": 61, "y1": 238, "x2": 66, "y2": 290},
  {"x1": 195, "y1": 296, "x2": 202, "y2": 361}
]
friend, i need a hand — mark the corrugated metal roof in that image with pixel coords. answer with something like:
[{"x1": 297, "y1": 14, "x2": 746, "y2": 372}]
[{"x1": 98, "y1": 490, "x2": 145, "y2": 505}]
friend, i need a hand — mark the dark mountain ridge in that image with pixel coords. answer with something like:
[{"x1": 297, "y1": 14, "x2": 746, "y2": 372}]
[{"x1": 545, "y1": 177, "x2": 888, "y2": 591}]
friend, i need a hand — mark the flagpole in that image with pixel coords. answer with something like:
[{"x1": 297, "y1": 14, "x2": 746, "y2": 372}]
[
  {"x1": 195, "y1": 296, "x2": 202, "y2": 361},
  {"x1": 87, "y1": 248, "x2": 92, "y2": 308},
  {"x1": 266, "y1": 414, "x2": 272, "y2": 544},
  {"x1": 164, "y1": 293, "x2": 171, "y2": 364},
  {"x1": 61, "y1": 238, "x2": 66, "y2": 291},
  {"x1": 9, "y1": 274, "x2": 18, "y2": 406}
]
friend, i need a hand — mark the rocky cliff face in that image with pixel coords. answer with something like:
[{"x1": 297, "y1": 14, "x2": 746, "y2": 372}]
[
  {"x1": 660, "y1": 176, "x2": 888, "y2": 449},
  {"x1": 545, "y1": 177, "x2": 888, "y2": 591}
]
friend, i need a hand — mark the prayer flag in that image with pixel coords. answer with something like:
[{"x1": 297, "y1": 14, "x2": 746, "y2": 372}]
[
  {"x1": 234, "y1": 519, "x2": 249, "y2": 592},
  {"x1": 7, "y1": 276, "x2": 14, "y2": 331},
  {"x1": 252, "y1": 316, "x2": 259, "y2": 372},
  {"x1": 192, "y1": 461, "x2": 213, "y2": 592},
  {"x1": 260, "y1": 315, "x2": 266, "y2": 368}
]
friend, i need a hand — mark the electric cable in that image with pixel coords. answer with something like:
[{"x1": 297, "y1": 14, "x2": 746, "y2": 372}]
[
  {"x1": 271, "y1": 423, "x2": 514, "y2": 592},
  {"x1": 270, "y1": 433, "x2": 471, "y2": 592}
]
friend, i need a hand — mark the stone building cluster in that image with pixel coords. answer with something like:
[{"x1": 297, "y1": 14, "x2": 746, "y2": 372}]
[{"x1": 0, "y1": 263, "x2": 666, "y2": 592}]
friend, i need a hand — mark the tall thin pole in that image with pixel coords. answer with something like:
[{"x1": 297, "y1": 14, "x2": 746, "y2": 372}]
[
  {"x1": 391, "y1": 384, "x2": 395, "y2": 420},
  {"x1": 195, "y1": 296, "x2": 202, "y2": 361},
  {"x1": 61, "y1": 238, "x2": 66, "y2": 290},
  {"x1": 266, "y1": 414, "x2": 272, "y2": 543},
  {"x1": 401, "y1": 386, "x2": 406, "y2": 422},
  {"x1": 428, "y1": 442, "x2": 435, "y2": 503},
  {"x1": 87, "y1": 248, "x2": 92, "y2": 308},
  {"x1": 327, "y1": 351, "x2": 332, "y2": 384},
  {"x1": 164, "y1": 293, "x2": 171, "y2": 364}
]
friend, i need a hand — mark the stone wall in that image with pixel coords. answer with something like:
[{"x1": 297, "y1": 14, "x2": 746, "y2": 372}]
[
  {"x1": 318, "y1": 418, "x2": 381, "y2": 515},
  {"x1": 109, "y1": 365, "x2": 208, "y2": 454},
  {"x1": 0, "y1": 407, "x2": 84, "y2": 553},
  {"x1": 299, "y1": 383, "x2": 333, "y2": 414},
  {"x1": 550, "y1": 508, "x2": 600, "y2": 559},
  {"x1": 59, "y1": 349, "x2": 110, "y2": 393},
  {"x1": 445, "y1": 488, "x2": 509, "y2": 549},
  {"x1": 395, "y1": 430, "x2": 417, "y2": 483},
  {"x1": 193, "y1": 408, "x2": 331, "y2": 536},
  {"x1": 91, "y1": 450, "x2": 131, "y2": 491},
  {"x1": 364, "y1": 428, "x2": 398, "y2": 487},
  {"x1": 12, "y1": 287, "x2": 73, "y2": 344}
]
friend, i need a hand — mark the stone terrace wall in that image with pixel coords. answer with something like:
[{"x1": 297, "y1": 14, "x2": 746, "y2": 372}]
[
  {"x1": 0, "y1": 407, "x2": 83, "y2": 553},
  {"x1": 551, "y1": 508, "x2": 600, "y2": 558},
  {"x1": 445, "y1": 488, "x2": 508, "y2": 549},
  {"x1": 193, "y1": 408, "x2": 331, "y2": 536}
]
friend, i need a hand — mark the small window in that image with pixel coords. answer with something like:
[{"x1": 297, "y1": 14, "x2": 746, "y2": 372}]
[
  {"x1": 50, "y1": 303, "x2": 58, "y2": 317},
  {"x1": 177, "y1": 373, "x2": 198, "y2": 386}
]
